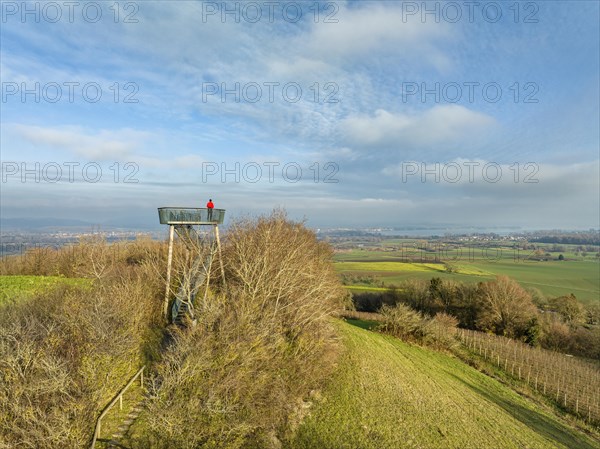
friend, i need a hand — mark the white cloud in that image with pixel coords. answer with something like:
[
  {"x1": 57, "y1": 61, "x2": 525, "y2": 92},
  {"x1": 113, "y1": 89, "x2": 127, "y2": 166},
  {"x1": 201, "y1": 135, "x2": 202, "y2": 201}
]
[
  {"x1": 382, "y1": 159, "x2": 600, "y2": 203},
  {"x1": 300, "y1": 3, "x2": 454, "y2": 71},
  {"x1": 11, "y1": 124, "x2": 149, "y2": 160},
  {"x1": 340, "y1": 105, "x2": 496, "y2": 150},
  {"x1": 136, "y1": 154, "x2": 207, "y2": 169}
]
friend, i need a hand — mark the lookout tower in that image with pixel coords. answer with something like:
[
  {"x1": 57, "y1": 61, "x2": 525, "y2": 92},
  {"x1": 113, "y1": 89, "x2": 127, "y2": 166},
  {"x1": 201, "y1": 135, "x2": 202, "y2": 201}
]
[{"x1": 157, "y1": 207, "x2": 226, "y2": 323}]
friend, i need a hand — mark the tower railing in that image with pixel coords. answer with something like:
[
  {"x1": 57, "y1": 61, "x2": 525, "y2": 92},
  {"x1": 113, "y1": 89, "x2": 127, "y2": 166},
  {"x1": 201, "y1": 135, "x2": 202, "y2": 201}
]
[{"x1": 158, "y1": 207, "x2": 225, "y2": 225}]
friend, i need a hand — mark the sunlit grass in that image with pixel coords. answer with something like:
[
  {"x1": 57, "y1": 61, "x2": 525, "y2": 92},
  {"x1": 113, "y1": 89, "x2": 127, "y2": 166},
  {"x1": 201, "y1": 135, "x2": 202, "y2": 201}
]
[
  {"x1": 0, "y1": 275, "x2": 91, "y2": 305},
  {"x1": 335, "y1": 261, "x2": 492, "y2": 276},
  {"x1": 286, "y1": 320, "x2": 600, "y2": 449},
  {"x1": 335, "y1": 261, "x2": 441, "y2": 272}
]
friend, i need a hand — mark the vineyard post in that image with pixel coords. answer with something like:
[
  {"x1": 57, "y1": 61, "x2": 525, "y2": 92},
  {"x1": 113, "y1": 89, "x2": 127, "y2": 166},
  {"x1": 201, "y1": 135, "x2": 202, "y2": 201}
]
[{"x1": 543, "y1": 377, "x2": 546, "y2": 395}]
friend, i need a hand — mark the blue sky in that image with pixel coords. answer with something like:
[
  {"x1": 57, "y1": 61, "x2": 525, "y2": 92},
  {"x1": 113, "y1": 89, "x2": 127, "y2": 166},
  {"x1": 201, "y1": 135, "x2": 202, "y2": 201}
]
[{"x1": 1, "y1": 0, "x2": 599, "y2": 230}]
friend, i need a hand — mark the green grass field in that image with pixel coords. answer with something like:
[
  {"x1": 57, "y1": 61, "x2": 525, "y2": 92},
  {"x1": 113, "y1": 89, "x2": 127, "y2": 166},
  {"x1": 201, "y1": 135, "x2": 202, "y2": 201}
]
[
  {"x1": 0, "y1": 275, "x2": 90, "y2": 305},
  {"x1": 286, "y1": 320, "x2": 600, "y2": 449},
  {"x1": 335, "y1": 247, "x2": 600, "y2": 305},
  {"x1": 335, "y1": 261, "x2": 492, "y2": 276}
]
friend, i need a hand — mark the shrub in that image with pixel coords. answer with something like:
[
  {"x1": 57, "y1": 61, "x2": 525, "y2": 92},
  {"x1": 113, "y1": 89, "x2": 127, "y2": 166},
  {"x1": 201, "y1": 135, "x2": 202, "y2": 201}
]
[
  {"x1": 539, "y1": 317, "x2": 573, "y2": 352},
  {"x1": 379, "y1": 303, "x2": 429, "y2": 342},
  {"x1": 429, "y1": 312, "x2": 459, "y2": 349},
  {"x1": 379, "y1": 304, "x2": 459, "y2": 350},
  {"x1": 547, "y1": 294, "x2": 585, "y2": 324}
]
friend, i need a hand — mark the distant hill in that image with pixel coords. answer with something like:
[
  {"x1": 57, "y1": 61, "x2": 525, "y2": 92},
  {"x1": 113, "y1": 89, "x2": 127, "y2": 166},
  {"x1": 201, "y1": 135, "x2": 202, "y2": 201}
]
[{"x1": 287, "y1": 320, "x2": 600, "y2": 449}]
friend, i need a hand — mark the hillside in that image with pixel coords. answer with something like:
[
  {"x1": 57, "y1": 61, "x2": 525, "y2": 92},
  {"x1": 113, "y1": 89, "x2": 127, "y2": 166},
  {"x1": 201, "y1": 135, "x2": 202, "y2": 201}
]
[{"x1": 287, "y1": 320, "x2": 600, "y2": 449}]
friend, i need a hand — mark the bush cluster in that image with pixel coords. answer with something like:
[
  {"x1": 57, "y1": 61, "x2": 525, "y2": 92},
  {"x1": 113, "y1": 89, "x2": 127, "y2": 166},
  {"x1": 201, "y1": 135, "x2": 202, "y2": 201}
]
[
  {"x1": 379, "y1": 304, "x2": 458, "y2": 350},
  {"x1": 353, "y1": 276, "x2": 600, "y2": 359}
]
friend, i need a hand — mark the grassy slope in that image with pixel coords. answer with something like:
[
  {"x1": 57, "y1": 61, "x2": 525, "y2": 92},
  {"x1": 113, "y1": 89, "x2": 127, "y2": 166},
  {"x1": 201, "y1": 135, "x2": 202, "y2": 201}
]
[{"x1": 287, "y1": 321, "x2": 600, "y2": 449}]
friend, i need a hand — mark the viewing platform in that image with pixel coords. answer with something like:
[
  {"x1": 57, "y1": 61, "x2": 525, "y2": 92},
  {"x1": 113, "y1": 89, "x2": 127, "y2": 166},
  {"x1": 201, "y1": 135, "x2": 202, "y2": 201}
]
[{"x1": 158, "y1": 207, "x2": 225, "y2": 225}]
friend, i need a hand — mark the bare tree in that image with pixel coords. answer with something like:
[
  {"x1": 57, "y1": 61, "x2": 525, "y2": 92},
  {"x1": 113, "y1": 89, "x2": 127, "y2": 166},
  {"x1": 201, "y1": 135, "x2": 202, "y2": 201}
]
[{"x1": 476, "y1": 276, "x2": 538, "y2": 338}]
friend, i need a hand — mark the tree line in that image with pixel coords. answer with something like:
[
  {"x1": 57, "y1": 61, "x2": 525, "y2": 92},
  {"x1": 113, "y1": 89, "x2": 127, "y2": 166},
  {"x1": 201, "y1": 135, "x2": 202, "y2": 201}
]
[{"x1": 352, "y1": 276, "x2": 600, "y2": 359}]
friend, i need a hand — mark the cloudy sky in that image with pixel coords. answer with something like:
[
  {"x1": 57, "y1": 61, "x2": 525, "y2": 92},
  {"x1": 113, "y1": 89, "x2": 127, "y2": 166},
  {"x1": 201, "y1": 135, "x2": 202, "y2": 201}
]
[{"x1": 1, "y1": 1, "x2": 599, "y2": 230}]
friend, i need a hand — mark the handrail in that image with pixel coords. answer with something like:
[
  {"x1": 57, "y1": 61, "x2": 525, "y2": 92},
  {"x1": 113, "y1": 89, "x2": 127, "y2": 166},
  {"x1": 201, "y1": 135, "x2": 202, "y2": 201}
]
[
  {"x1": 158, "y1": 207, "x2": 226, "y2": 225},
  {"x1": 90, "y1": 366, "x2": 146, "y2": 448}
]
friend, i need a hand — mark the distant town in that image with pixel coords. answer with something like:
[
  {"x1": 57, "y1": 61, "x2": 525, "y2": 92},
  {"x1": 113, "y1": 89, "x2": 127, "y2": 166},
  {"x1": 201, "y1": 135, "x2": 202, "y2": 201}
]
[{"x1": 1, "y1": 226, "x2": 598, "y2": 257}]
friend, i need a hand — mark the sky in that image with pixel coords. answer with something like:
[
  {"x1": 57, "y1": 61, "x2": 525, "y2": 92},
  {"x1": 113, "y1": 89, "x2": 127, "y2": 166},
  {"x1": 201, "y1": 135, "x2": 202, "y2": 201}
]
[{"x1": 1, "y1": 0, "x2": 599, "y2": 230}]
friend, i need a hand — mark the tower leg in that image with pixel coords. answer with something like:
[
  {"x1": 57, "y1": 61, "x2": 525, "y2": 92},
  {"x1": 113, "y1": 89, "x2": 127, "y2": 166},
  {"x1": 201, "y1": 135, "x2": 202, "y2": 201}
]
[
  {"x1": 214, "y1": 225, "x2": 226, "y2": 290},
  {"x1": 164, "y1": 224, "x2": 175, "y2": 321}
]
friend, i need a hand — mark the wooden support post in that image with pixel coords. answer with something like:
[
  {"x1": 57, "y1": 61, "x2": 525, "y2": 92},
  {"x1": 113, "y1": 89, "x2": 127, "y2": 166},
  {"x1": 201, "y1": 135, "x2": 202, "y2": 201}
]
[
  {"x1": 203, "y1": 228, "x2": 213, "y2": 303},
  {"x1": 164, "y1": 225, "x2": 175, "y2": 321},
  {"x1": 214, "y1": 225, "x2": 226, "y2": 290}
]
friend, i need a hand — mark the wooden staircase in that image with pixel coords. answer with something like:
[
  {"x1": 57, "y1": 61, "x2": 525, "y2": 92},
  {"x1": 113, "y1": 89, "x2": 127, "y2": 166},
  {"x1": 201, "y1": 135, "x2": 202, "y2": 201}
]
[
  {"x1": 90, "y1": 367, "x2": 146, "y2": 449},
  {"x1": 103, "y1": 393, "x2": 149, "y2": 448}
]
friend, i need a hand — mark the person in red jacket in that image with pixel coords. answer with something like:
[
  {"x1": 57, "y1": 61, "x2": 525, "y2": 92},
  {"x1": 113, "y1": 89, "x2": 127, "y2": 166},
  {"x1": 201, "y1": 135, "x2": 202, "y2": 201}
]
[{"x1": 206, "y1": 199, "x2": 214, "y2": 221}]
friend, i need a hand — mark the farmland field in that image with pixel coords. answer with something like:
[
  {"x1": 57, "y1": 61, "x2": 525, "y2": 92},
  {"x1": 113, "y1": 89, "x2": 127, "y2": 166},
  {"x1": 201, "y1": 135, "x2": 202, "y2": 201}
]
[
  {"x1": 334, "y1": 243, "x2": 600, "y2": 305},
  {"x1": 287, "y1": 320, "x2": 600, "y2": 449}
]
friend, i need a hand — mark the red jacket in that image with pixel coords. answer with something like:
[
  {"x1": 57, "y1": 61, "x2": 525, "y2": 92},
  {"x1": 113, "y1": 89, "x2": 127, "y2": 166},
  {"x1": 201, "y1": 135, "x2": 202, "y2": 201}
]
[{"x1": 206, "y1": 201, "x2": 214, "y2": 209}]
